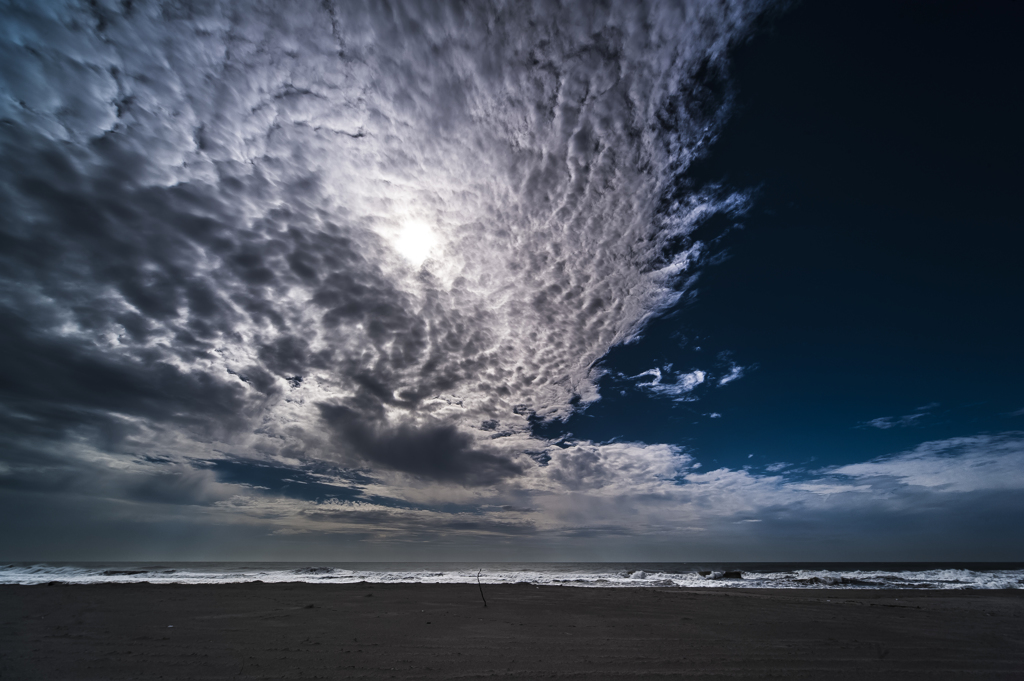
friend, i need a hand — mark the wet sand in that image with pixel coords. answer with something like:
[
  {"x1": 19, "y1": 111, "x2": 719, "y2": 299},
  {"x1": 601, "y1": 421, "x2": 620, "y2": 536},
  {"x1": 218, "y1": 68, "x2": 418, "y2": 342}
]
[{"x1": 1, "y1": 583, "x2": 1022, "y2": 679}]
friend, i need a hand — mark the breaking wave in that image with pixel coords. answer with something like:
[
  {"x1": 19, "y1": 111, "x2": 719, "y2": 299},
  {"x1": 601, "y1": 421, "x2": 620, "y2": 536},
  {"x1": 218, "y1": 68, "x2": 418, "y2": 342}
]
[{"x1": 2, "y1": 563, "x2": 1021, "y2": 589}]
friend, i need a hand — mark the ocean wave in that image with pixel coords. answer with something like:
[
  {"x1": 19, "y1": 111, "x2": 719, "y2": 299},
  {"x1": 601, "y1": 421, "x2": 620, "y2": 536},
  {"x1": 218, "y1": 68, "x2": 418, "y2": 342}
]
[{"x1": 1, "y1": 564, "x2": 1020, "y2": 589}]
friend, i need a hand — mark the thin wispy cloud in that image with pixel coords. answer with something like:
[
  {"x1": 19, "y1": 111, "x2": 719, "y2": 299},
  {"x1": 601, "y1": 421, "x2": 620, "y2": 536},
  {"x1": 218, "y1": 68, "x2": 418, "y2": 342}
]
[
  {"x1": 630, "y1": 367, "x2": 707, "y2": 401},
  {"x1": 830, "y1": 432, "x2": 1024, "y2": 493},
  {"x1": 717, "y1": 363, "x2": 746, "y2": 386},
  {"x1": 858, "y1": 404, "x2": 937, "y2": 430},
  {"x1": 861, "y1": 414, "x2": 925, "y2": 430}
]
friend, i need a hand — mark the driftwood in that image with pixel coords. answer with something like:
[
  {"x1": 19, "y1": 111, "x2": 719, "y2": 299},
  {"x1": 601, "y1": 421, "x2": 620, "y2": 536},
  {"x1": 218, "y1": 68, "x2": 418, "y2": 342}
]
[{"x1": 476, "y1": 569, "x2": 488, "y2": 608}]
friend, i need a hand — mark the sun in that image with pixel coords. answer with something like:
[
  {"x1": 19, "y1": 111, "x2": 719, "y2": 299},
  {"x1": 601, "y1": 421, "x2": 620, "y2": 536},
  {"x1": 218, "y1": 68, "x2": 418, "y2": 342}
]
[{"x1": 392, "y1": 220, "x2": 439, "y2": 267}]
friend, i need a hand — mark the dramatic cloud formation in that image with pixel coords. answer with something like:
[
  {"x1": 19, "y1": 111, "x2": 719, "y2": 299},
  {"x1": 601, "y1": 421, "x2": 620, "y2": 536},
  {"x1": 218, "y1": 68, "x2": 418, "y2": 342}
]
[
  {"x1": 0, "y1": 0, "x2": 766, "y2": 541},
  {"x1": 3, "y1": 1, "x2": 1020, "y2": 560}
]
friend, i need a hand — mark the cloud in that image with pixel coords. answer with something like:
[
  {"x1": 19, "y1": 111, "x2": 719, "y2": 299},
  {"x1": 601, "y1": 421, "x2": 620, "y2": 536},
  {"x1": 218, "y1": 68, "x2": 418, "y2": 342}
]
[
  {"x1": 0, "y1": 441, "x2": 236, "y2": 507},
  {"x1": 34, "y1": 1, "x2": 1024, "y2": 557},
  {"x1": 630, "y1": 367, "x2": 707, "y2": 401},
  {"x1": 787, "y1": 482, "x2": 871, "y2": 496},
  {"x1": 317, "y1": 403, "x2": 524, "y2": 486},
  {"x1": 2, "y1": 2, "x2": 1018, "y2": 560},
  {"x1": 858, "y1": 404, "x2": 936, "y2": 429},
  {"x1": 436, "y1": 431, "x2": 1024, "y2": 537},
  {"x1": 717, "y1": 363, "x2": 745, "y2": 386},
  {"x1": 830, "y1": 432, "x2": 1024, "y2": 493},
  {"x1": 860, "y1": 414, "x2": 924, "y2": 429},
  {"x1": 0, "y1": 0, "x2": 769, "y2": 534}
]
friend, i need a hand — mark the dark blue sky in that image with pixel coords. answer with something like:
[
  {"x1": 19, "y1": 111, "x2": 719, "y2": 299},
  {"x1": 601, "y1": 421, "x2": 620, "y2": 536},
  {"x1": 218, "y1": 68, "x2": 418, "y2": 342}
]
[{"x1": 546, "y1": 0, "x2": 1024, "y2": 473}]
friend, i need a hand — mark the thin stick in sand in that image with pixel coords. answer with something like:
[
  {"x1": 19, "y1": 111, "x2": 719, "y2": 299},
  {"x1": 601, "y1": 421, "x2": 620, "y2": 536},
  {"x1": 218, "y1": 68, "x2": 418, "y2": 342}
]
[{"x1": 477, "y1": 569, "x2": 487, "y2": 608}]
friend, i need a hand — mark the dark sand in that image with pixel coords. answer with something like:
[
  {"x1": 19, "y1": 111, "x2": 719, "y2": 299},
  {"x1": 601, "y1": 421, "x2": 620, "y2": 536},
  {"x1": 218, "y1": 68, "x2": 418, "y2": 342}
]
[{"x1": 1, "y1": 583, "x2": 1022, "y2": 679}]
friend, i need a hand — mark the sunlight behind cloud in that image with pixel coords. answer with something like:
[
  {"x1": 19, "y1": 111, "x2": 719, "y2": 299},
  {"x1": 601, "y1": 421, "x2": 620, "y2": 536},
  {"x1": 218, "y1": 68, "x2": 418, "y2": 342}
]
[
  {"x1": 393, "y1": 220, "x2": 439, "y2": 267},
  {"x1": 0, "y1": 0, "x2": 771, "y2": 546}
]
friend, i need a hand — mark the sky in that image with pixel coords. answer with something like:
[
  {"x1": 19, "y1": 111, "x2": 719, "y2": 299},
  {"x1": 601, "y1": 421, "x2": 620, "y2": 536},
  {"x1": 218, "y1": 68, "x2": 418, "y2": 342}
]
[{"x1": 1, "y1": 0, "x2": 1022, "y2": 562}]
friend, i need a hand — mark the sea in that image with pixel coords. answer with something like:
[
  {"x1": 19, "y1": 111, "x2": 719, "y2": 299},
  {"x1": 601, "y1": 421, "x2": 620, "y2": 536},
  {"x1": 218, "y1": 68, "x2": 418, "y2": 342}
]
[{"x1": 2, "y1": 563, "x2": 1022, "y2": 589}]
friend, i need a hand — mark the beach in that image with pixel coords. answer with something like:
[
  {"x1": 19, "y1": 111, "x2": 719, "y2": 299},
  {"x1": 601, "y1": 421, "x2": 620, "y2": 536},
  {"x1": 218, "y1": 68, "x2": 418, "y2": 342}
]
[{"x1": 1, "y1": 583, "x2": 1022, "y2": 679}]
